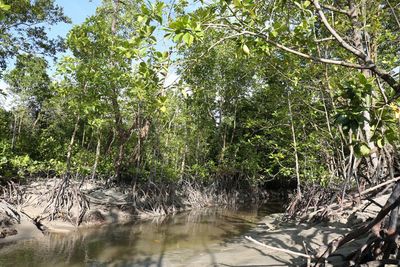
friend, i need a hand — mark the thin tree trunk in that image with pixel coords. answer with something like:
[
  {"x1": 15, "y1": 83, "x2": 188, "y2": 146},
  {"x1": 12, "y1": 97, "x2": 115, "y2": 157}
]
[
  {"x1": 220, "y1": 126, "x2": 227, "y2": 163},
  {"x1": 180, "y1": 144, "x2": 187, "y2": 178},
  {"x1": 65, "y1": 115, "x2": 80, "y2": 179},
  {"x1": 91, "y1": 131, "x2": 101, "y2": 180},
  {"x1": 348, "y1": 0, "x2": 378, "y2": 170},
  {"x1": 65, "y1": 115, "x2": 80, "y2": 180},
  {"x1": 81, "y1": 124, "x2": 86, "y2": 147},
  {"x1": 33, "y1": 111, "x2": 41, "y2": 128},
  {"x1": 288, "y1": 91, "x2": 301, "y2": 197},
  {"x1": 11, "y1": 114, "x2": 17, "y2": 150},
  {"x1": 106, "y1": 129, "x2": 116, "y2": 156},
  {"x1": 17, "y1": 114, "x2": 22, "y2": 137}
]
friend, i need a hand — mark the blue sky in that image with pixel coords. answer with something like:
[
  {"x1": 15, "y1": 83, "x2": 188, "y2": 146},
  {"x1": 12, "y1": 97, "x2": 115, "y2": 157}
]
[
  {"x1": 0, "y1": 0, "x2": 101, "y2": 108},
  {"x1": 1, "y1": 0, "x2": 180, "y2": 108},
  {"x1": 49, "y1": 0, "x2": 101, "y2": 39}
]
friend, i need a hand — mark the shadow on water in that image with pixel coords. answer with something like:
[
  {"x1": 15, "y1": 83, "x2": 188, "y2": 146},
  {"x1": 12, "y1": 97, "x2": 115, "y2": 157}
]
[{"x1": 0, "y1": 201, "x2": 285, "y2": 267}]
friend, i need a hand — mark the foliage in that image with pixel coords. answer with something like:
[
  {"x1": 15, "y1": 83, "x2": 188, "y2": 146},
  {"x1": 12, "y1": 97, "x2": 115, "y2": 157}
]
[
  {"x1": 0, "y1": 0, "x2": 70, "y2": 76},
  {"x1": 0, "y1": 0, "x2": 399, "y2": 195}
]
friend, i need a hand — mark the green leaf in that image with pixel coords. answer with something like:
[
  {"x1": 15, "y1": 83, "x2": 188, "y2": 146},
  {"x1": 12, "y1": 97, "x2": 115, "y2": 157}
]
[
  {"x1": 233, "y1": 0, "x2": 241, "y2": 7},
  {"x1": 242, "y1": 44, "x2": 250, "y2": 55},
  {"x1": 377, "y1": 138, "x2": 384, "y2": 148},
  {"x1": 0, "y1": 3, "x2": 10, "y2": 11},
  {"x1": 294, "y1": 1, "x2": 302, "y2": 9},
  {"x1": 173, "y1": 33, "x2": 183, "y2": 43},
  {"x1": 270, "y1": 29, "x2": 278, "y2": 38},
  {"x1": 355, "y1": 143, "x2": 370, "y2": 157},
  {"x1": 358, "y1": 73, "x2": 368, "y2": 85},
  {"x1": 303, "y1": 1, "x2": 310, "y2": 8},
  {"x1": 359, "y1": 144, "x2": 370, "y2": 156},
  {"x1": 182, "y1": 32, "x2": 194, "y2": 46}
]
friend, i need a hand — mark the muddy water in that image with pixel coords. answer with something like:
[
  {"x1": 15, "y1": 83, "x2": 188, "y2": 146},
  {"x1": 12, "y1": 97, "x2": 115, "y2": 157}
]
[{"x1": 0, "y1": 202, "x2": 283, "y2": 267}]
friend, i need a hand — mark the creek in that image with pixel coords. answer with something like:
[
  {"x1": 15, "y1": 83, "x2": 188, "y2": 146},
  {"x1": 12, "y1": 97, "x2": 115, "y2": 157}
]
[{"x1": 0, "y1": 201, "x2": 283, "y2": 267}]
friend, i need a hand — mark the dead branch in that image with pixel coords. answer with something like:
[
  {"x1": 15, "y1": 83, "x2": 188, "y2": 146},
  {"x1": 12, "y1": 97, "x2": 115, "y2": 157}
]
[{"x1": 245, "y1": 235, "x2": 313, "y2": 266}]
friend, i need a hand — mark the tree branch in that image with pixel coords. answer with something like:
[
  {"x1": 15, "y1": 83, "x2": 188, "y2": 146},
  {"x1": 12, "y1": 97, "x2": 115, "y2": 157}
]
[
  {"x1": 385, "y1": 0, "x2": 400, "y2": 29},
  {"x1": 311, "y1": 0, "x2": 367, "y2": 60},
  {"x1": 242, "y1": 30, "x2": 371, "y2": 69},
  {"x1": 312, "y1": 0, "x2": 400, "y2": 97},
  {"x1": 320, "y1": 3, "x2": 350, "y2": 15}
]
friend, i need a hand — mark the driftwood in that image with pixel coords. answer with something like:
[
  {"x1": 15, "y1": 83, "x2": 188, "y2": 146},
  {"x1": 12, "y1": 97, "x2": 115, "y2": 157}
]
[{"x1": 245, "y1": 236, "x2": 313, "y2": 267}]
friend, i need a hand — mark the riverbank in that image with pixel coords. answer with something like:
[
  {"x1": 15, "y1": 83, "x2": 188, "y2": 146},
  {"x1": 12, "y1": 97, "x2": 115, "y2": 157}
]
[
  {"x1": 0, "y1": 179, "x2": 389, "y2": 266},
  {"x1": 0, "y1": 177, "x2": 271, "y2": 244},
  {"x1": 144, "y1": 193, "x2": 387, "y2": 267}
]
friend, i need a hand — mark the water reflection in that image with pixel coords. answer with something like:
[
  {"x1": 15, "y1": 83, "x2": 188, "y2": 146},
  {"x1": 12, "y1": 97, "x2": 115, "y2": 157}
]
[{"x1": 0, "y1": 201, "x2": 283, "y2": 267}]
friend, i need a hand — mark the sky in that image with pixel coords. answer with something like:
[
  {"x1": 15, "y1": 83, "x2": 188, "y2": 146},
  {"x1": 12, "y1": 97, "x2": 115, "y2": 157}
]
[
  {"x1": 0, "y1": 0, "x2": 101, "y2": 109},
  {"x1": 50, "y1": 0, "x2": 101, "y2": 38},
  {"x1": 0, "y1": 0, "x2": 181, "y2": 109}
]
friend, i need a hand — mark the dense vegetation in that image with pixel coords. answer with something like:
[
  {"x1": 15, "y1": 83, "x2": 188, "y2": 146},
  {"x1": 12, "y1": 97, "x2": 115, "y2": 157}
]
[
  {"x1": 0, "y1": 0, "x2": 399, "y2": 201},
  {"x1": 1, "y1": 0, "x2": 400, "y2": 264}
]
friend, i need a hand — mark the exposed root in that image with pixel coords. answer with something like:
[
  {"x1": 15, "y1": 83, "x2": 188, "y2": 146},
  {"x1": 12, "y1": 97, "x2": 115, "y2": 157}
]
[
  {"x1": 0, "y1": 181, "x2": 26, "y2": 207},
  {"x1": 0, "y1": 200, "x2": 21, "y2": 224},
  {"x1": 254, "y1": 180, "x2": 400, "y2": 266},
  {"x1": 42, "y1": 177, "x2": 89, "y2": 226},
  {"x1": 286, "y1": 176, "x2": 400, "y2": 223}
]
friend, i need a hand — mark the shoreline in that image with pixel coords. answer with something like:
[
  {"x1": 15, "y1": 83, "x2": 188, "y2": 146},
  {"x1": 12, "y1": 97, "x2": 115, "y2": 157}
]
[
  {"x1": 0, "y1": 178, "x2": 275, "y2": 245},
  {"x1": 0, "y1": 180, "x2": 388, "y2": 266},
  {"x1": 170, "y1": 193, "x2": 388, "y2": 267}
]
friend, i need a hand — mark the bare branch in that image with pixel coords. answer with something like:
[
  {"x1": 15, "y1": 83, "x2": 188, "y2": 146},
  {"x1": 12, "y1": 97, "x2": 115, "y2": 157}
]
[
  {"x1": 207, "y1": 32, "x2": 247, "y2": 52},
  {"x1": 385, "y1": 0, "x2": 400, "y2": 29},
  {"x1": 245, "y1": 236, "x2": 314, "y2": 260},
  {"x1": 314, "y1": 36, "x2": 335, "y2": 43},
  {"x1": 311, "y1": 0, "x2": 367, "y2": 60},
  {"x1": 312, "y1": 0, "x2": 400, "y2": 98},
  {"x1": 242, "y1": 30, "x2": 371, "y2": 69},
  {"x1": 320, "y1": 3, "x2": 349, "y2": 15}
]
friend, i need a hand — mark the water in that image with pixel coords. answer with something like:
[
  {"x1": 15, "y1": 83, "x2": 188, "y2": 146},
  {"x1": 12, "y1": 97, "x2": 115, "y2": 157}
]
[{"x1": 0, "y1": 202, "x2": 283, "y2": 267}]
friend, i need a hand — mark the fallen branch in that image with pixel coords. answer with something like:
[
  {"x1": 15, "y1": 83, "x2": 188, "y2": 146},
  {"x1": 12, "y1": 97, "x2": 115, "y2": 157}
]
[
  {"x1": 245, "y1": 235, "x2": 313, "y2": 266},
  {"x1": 359, "y1": 176, "x2": 400, "y2": 196}
]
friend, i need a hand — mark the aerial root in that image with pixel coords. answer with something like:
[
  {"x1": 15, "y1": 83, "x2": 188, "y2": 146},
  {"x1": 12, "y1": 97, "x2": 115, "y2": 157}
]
[
  {"x1": 248, "y1": 182, "x2": 400, "y2": 266},
  {"x1": 42, "y1": 176, "x2": 89, "y2": 226}
]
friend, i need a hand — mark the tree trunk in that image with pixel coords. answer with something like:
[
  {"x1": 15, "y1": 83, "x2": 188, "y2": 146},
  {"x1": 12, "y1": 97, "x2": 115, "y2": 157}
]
[
  {"x1": 91, "y1": 131, "x2": 101, "y2": 180},
  {"x1": 11, "y1": 114, "x2": 17, "y2": 150},
  {"x1": 348, "y1": 0, "x2": 378, "y2": 170},
  {"x1": 288, "y1": 91, "x2": 301, "y2": 197},
  {"x1": 65, "y1": 115, "x2": 80, "y2": 180}
]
